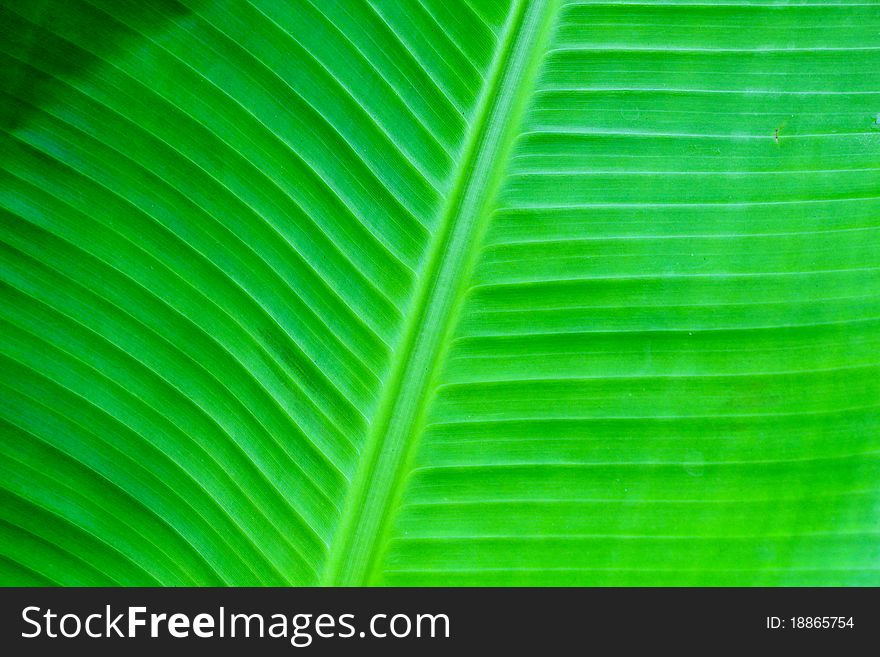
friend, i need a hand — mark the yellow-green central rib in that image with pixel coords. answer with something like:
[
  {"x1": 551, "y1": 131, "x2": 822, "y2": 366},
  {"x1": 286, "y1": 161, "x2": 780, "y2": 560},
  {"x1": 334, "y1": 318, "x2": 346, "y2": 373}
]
[{"x1": 323, "y1": 0, "x2": 558, "y2": 586}]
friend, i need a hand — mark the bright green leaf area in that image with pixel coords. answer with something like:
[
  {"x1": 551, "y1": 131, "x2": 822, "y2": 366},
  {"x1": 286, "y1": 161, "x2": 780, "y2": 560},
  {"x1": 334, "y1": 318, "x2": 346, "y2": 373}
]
[{"x1": 1, "y1": 0, "x2": 878, "y2": 586}]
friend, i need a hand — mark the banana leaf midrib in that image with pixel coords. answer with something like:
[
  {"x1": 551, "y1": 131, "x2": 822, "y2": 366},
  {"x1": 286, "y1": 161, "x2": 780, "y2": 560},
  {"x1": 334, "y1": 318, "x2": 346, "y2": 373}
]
[{"x1": 324, "y1": 0, "x2": 558, "y2": 586}]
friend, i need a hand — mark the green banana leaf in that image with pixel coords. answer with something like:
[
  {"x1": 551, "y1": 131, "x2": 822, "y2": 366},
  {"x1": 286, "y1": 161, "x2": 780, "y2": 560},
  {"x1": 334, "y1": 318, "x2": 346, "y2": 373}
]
[{"x1": 1, "y1": 0, "x2": 878, "y2": 587}]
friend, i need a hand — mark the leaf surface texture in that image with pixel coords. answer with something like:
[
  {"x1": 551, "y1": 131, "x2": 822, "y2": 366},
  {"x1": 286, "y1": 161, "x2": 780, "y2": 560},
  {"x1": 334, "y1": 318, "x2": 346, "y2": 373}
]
[{"x1": 1, "y1": 0, "x2": 878, "y2": 586}]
